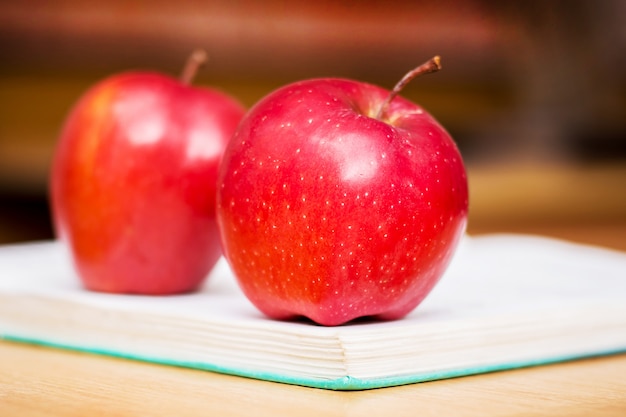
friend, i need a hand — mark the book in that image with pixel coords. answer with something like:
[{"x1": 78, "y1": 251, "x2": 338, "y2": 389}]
[{"x1": 1, "y1": 234, "x2": 625, "y2": 391}]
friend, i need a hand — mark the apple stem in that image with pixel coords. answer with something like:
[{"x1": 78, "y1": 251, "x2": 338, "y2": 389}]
[
  {"x1": 375, "y1": 56, "x2": 442, "y2": 120},
  {"x1": 180, "y1": 49, "x2": 209, "y2": 85}
]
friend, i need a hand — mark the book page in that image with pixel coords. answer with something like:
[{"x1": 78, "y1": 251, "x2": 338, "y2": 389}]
[{"x1": 1, "y1": 234, "x2": 626, "y2": 327}]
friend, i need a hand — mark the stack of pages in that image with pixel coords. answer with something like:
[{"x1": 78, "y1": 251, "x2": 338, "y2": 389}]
[{"x1": 1, "y1": 234, "x2": 625, "y2": 390}]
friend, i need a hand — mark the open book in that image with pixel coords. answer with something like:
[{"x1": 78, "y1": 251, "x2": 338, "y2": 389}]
[{"x1": 1, "y1": 234, "x2": 625, "y2": 390}]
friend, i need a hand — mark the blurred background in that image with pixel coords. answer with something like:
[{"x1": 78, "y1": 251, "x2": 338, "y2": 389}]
[{"x1": 1, "y1": 0, "x2": 625, "y2": 249}]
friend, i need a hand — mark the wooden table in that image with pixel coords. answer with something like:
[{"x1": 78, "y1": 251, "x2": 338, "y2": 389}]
[{"x1": 1, "y1": 339, "x2": 625, "y2": 416}]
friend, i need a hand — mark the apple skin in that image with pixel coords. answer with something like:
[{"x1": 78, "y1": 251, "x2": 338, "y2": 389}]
[
  {"x1": 217, "y1": 78, "x2": 468, "y2": 326},
  {"x1": 51, "y1": 71, "x2": 245, "y2": 294}
]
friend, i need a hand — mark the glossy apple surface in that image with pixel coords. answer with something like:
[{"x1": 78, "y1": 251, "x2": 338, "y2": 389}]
[
  {"x1": 217, "y1": 74, "x2": 468, "y2": 325},
  {"x1": 51, "y1": 68, "x2": 245, "y2": 294}
]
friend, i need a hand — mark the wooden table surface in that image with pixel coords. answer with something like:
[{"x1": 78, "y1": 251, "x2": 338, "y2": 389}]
[{"x1": 0, "y1": 339, "x2": 625, "y2": 417}]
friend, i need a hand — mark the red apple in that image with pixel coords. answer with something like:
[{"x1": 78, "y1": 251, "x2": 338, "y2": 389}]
[
  {"x1": 217, "y1": 57, "x2": 468, "y2": 326},
  {"x1": 51, "y1": 50, "x2": 246, "y2": 294}
]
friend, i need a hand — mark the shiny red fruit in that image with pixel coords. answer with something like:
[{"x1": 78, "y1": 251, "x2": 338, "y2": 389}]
[
  {"x1": 51, "y1": 66, "x2": 245, "y2": 294},
  {"x1": 217, "y1": 69, "x2": 468, "y2": 325}
]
